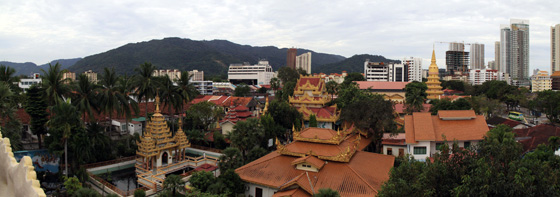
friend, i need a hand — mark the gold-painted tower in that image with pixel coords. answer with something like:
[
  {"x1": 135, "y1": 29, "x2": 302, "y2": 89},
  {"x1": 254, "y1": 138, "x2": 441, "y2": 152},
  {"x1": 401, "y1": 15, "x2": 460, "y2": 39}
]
[{"x1": 426, "y1": 50, "x2": 444, "y2": 99}]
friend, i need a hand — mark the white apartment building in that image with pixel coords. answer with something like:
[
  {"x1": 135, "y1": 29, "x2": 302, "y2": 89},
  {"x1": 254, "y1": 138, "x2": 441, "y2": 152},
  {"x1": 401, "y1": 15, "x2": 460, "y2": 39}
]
[
  {"x1": 470, "y1": 43, "x2": 485, "y2": 70},
  {"x1": 531, "y1": 70, "x2": 551, "y2": 92},
  {"x1": 84, "y1": 70, "x2": 98, "y2": 83},
  {"x1": 228, "y1": 60, "x2": 274, "y2": 85},
  {"x1": 295, "y1": 52, "x2": 312, "y2": 74},
  {"x1": 468, "y1": 69, "x2": 510, "y2": 85},
  {"x1": 153, "y1": 69, "x2": 181, "y2": 81},
  {"x1": 18, "y1": 73, "x2": 41, "y2": 92},
  {"x1": 191, "y1": 81, "x2": 213, "y2": 95},
  {"x1": 364, "y1": 60, "x2": 408, "y2": 82},
  {"x1": 188, "y1": 70, "x2": 204, "y2": 81},
  {"x1": 316, "y1": 71, "x2": 347, "y2": 84},
  {"x1": 402, "y1": 57, "x2": 423, "y2": 82}
]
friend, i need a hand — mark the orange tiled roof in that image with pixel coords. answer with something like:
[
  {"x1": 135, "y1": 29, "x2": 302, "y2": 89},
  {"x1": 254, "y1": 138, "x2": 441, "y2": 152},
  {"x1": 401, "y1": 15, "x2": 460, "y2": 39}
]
[
  {"x1": 291, "y1": 155, "x2": 325, "y2": 169},
  {"x1": 394, "y1": 103, "x2": 431, "y2": 114},
  {"x1": 405, "y1": 110, "x2": 489, "y2": 144},
  {"x1": 236, "y1": 151, "x2": 394, "y2": 196},
  {"x1": 272, "y1": 188, "x2": 311, "y2": 197},
  {"x1": 437, "y1": 110, "x2": 476, "y2": 119},
  {"x1": 283, "y1": 134, "x2": 371, "y2": 158},
  {"x1": 551, "y1": 71, "x2": 560, "y2": 77},
  {"x1": 298, "y1": 127, "x2": 339, "y2": 141}
]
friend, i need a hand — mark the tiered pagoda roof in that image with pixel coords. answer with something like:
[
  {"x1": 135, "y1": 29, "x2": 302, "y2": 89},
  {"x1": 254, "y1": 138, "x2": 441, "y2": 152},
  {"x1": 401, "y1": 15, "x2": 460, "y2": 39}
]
[
  {"x1": 220, "y1": 105, "x2": 253, "y2": 124},
  {"x1": 289, "y1": 75, "x2": 341, "y2": 123},
  {"x1": 137, "y1": 96, "x2": 190, "y2": 158},
  {"x1": 236, "y1": 127, "x2": 394, "y2": 196}
]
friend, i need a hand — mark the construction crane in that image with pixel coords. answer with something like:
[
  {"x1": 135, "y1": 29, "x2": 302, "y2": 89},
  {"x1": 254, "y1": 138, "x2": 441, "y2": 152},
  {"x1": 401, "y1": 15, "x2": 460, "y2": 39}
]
[{"x1": 436, "y1": 41, "x2": 472, "y2": 51}]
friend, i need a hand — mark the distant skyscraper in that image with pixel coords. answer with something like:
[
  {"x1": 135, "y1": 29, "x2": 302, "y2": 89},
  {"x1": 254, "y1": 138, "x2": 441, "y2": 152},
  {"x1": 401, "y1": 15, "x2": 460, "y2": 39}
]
[
  {"x1": 445, "y1": 42, "x2": 469, "y2": 75},
  {"x1": 402, "y1": 57, "x2": 423, "y2": 82},
  {"x1": 470, "y1": 43, "x2": 485, "y2": 70},
  {"x1": 449, "y1": 42, "x2": 465, "y2": 51},
  {"x1": 551, "y1": 24, "x2": 560, "y2": 72},
  {"x1": 295, "y1": 52, "x2": 312, "y2": 74},
  {"x1": 495, "y1": 41, "x2": 501, "y2": 71},
  {"x1": 286, "y1": 48, "x2": 297, "y2": 69},
  {"x1": 500, "y1": 19, "x2": 530, "y2": 84},
  {"x1": 488, "y1": 61, "x2": 497, "y2": 70}
]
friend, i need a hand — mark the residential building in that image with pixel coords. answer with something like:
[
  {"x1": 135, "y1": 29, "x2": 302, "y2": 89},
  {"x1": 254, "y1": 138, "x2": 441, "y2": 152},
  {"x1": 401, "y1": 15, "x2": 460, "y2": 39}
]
[
  {"x1": 289, "y1": 76, "x2": 340, "y2": 129},
  {"x1": 382, "y1": 133, "x2": 407, "y2": 157},
  {"x1": 531, "y1": 70, "x2": 551, "y2": 92},
  {"x1": 153, "y1": 69, "x2": 181, "y2": 81},
  {"x1": 191, "y1": 81, "x2": 213, "y2": 95},
  {"x1": 470, "y1": 43, "x2": 485, "y2": 70},
  {"x1": 446, "y1": 50, "x2": 469, "y2": 75},
  {"x1": 364, "y1": 60, "x2": 408, "y2": 82},
  {"x1": 500, "y1": 19, "x2": 530, "y2": 84},
  {"x1": 295, "y1": 52, "x2": 312, "y2": 74},
  {"x1": 403, "y1": 57, "x2": 423, "y2": 82},
  {"x1": 426, "y1": 50, "x2": 444, "y2": 100},
  {"x1": 190, "y1": 95, "x2": 259, "y2": 116},
  {"x1": 188, "y1": 70, "x2": 204, "y2": 81},
  {"x1": 495, "y1": 41, "x2": 501, "y2": 71},
  {"x1": 513, "y1": 124, "x2": 560, "y2": 153},
  {"x1": 404, "y1": 110, "x2": 490, "y2": 160},
  {"x1": 228, "y1": 60, "x2": 274, "y2": 85},
  {"x1": 84, "y1": 70, "x2": 98, "y2": 83},
  {"x1": 18, "y1": 73, "x2": 41, "y2": 92},
  {"x1": 486, "y1": 117, "x2": 530, "y2": 130},
  {"x1": 551, "y1": 71, "x2": 560, "y2": 90},
  {"x1": 468, "y1": 69, "x2": 510, "y2": 85},
  {"x1": 236, "y1": 127, "x2": 394, "y2": 196},
  {"x1": 62, "y1": 71, "x2": 75, "y2": 82},
  {"x1": 219, "y1": 105, "x2": 254, "y2": 135},
  {"x1": 315, "y1": 71, "x2": 347, "y2": 84},
  {"x1": 356, "y1": 81, "x2": 409, "y2": 103},
  {"x1": 286, "y1": 48, "x2": 297, "y2": 69},
  {"x1": 552, "y1": 24, "x2": 560, "y2": 72},
  {"x1": 112, "y1": 119, "x2": 143, "y2": 135},
  {"x1": 422, "y1": 69, "x2": 429, "y2": 79}
]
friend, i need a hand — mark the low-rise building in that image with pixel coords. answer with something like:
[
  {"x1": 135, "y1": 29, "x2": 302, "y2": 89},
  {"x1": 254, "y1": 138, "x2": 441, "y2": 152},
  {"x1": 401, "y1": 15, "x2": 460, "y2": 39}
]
[
  {"x1": 404, "y1": 110, "x2": 489, "y2": 161},
  {"x1": 531, "y1": 70, "x2": 551, "y2": 92},
  {"x1": 356, "y1": 81, "x2": 409, "y2": 103},
  {"x1": 18, "y1": 73, "x2": 41, "y2": 92},
  {"x1": 382, "y1": 133, "x2": 407, "y2": 157},
  {"x1": 153, "y1": 69, "x2": 181, "y2": 81},
  {"x1": 84, "y1": 70, "x2": 98, "y2": 83},
  {"x1": 468, "y1": 69, "x2": 510, "y2": 85},
  {"x1": 191, "y1": 81, "x2": 213, "y2": 95},
  {"x1": 228, "y1": 60, "x2": 274, "y2": 85},
  {"x1": 111, "y1": 119, "x2": 143, "y2": 135},
  {"x1": 219, "y1": 105, "x2": 254, "y2": 135},
  {"x1": 314, "y1": 71, "x2": 347, "y2": 84}
]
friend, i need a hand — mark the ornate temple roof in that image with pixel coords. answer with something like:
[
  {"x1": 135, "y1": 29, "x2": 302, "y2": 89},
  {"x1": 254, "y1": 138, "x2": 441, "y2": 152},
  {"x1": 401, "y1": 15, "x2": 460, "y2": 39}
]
[{"x1": 426, "y1": 50, "x2": 444, "y2": 99}]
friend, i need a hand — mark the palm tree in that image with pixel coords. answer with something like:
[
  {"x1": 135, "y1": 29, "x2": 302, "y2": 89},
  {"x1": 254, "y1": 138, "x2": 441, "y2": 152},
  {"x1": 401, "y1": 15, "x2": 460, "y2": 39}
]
[
  {"x1": 325, "y1": 80, "x2": 338, "y2": 100},
  {"x1": 47, "y1": 98, "x2": 81, "y2": 175},
  {"x1": 117, "y1": 74, "x2": 140, "y2": 135},
  {"x1": 270, "y1": 77, "x2": 280, "y2": 95},
  {"x1": 162, "y1": 174, "x2": 185, "y2": 196},
  {"x1": 134, "y1": 63, "x2": 158, "y2": 123},
  {"x1": 158, "y1": 75, "x2": 182, "y2": 132},
  {"x1": 41, "y1": 63, "x2": 70, "y2": 106},
  {"x1": 0, "y1": 82, "x2": 16, "y2": 126},
  {"x1": 176, "y1": 71, "x2": 198, "y2": 105},
  {"x1": 85, "y1": 122, "x2": 112, "y2": 162},
  {"x1": 99, "y1": 68, "x2": 136, "y2": 134},
  {"x1": 0, "y1": 65, "x2": 20, "y2": 91},
  {"x1": 71, "y1": 74, "x2": 100, "y2": 122}
]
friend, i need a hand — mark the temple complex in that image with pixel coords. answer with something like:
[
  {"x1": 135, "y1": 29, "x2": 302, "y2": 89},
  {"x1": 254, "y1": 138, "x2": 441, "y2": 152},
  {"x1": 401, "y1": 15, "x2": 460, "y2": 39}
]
[
  {"x1": 426, "y1": 50, "x2": 444, "y2": 99},
  {"x1": 136, "y1": 95, "x2": 190, "y2": 170},
  {"x1": 235, "y1": 127, "x2": 395, "y2": 196},
  {"x1": 219, "y1": 104, "x2": 254, "y2": 135},
  {"x1": 289, "y1": 76, "x2": 340, "y2": 129}
]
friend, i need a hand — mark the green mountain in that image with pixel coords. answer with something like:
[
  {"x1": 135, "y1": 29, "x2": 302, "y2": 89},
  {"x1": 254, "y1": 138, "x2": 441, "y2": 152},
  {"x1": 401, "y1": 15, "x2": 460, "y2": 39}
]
[
  {"x1": 0, "y1": 58, "x2": 81, "y2": 76},
  {"x1": 314, "y1": 54, "x2": 400, "y2": 74},
  {"x1": 68, "y1": 37, "x2": 346, "y2": 75}
]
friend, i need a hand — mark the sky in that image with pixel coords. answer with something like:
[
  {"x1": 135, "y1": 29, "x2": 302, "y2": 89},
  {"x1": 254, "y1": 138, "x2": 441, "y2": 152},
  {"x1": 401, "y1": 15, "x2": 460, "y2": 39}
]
[{"x1": 1, "y1": 0, "x2": 559, "y2": 73}]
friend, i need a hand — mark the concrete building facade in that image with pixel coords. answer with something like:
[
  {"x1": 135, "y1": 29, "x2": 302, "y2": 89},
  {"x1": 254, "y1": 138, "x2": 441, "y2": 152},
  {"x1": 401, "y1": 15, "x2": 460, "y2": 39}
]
[
  {"x1": 295, "y1": 52, "x2": 312, "y2": 74},
  {"x1": 470, "y1": 43, "x2": 485, "y2": 70},
  {"x1": 403, "y1": 57, "x2": 423, "y2": 82},
  {"x1": 552, "y1": 24, "x2": 560, "y2": 72},
  {"x1": 364, "y1": 60, "x2": 408, "y2": 82},
  {"x1": 228, "y1": 60, "x2": 274, "y2": 85},
  {"x1": 531, "y1": 70, "x2": 551, "y2": 92},
  {"x1": 286, "y1": 48, "x2": 297, "y2": 69},
  {"x1": 501, "y1": 19, "x2": 530, "y2": 84}
]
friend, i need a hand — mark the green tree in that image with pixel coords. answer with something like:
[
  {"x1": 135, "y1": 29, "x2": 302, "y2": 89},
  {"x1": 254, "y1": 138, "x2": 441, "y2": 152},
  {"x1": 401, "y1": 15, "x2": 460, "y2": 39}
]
[
  {"x1": 177, "y1": 71, "x2": 199, "y2": 103},
  {"x1": 270, "y1": 77, "x2": 280, "y2": 95},
  {"x1": 213, "y1": 130, "x2": 227, "y2": 149},
  {"x1": 309, "y1": 114, "x2": 318, "y2": 127},
  {"x1": 0, "y1": 82, "x2": 22, "y2": 150},
  {"x1": 532, "y1": 90, "x2": 560, "y2": 123},
  {"x1": 71, "y1": 74, "x2": 100, "y2": 122},
  {"x1": 41, "y1": 63, "x2": 70, "y2": 106},
  {"x1": 0, "y1": 65, "x2": 21, "y2": 92},
  {"x1": 73, "y1": 187, "x2": 101, "y2": 197},
  {"x1": 24, "y1": 85, "x2": 49, "y2": 149},
  {"x1": 218, "y1": 147, "x2": 243, "y2": 173},
  {"x1": 277, "y1": 66, "x2": 300, "y2": 84},
  {"x1": 229, "y1": 118, "x2": 265, "y2": 160},
  {"x1": 325, "y1": 80, "x2": 339, "y2": 100},
  {"x1": 260, "y1": 114, "x2": 285, "y2": 149},
  {"x1": 48, "y1": 99, "x2": 81, "y2": 175},
  {"x1": 267, "y1": 100, "x2": 303, "y2": 131},
  {"x1": 404, "y1": 81, "x2": 427, "y2": 114},
  {"x1": 133, "y1": 189, "x2": 146, "y2": 197},
  {"x1": 163, "y1": 174, "x2": 185, "y2": 196},
  {"x1": 186, "y1": 101, "x2": 223, "y2": 131},
  {"x1": 214, "y1": 170, "x2": 245, "y2": 195},
  {"x1": 64, "y1": 176, "x2": 82, "y2": 196},
  {"x1": 429, "y1": 98, "x2": 471, "y2": 115},
  {"x1": 342, "y1": 72, "x2": 364, "y2": 85},
  {"x1": 157, "y1": 75, "x2": 183, "y2": 132},
  {"x1": 134, "y1": 62, "x2": 159, "y2": 121},
  {"x1": 189, "y1": 171, "x2": 216, "y2": 192},
  {"x1": 441, "y1": 80, "x2": 465, "y2": 92},
  {"x1": 234, "y1": 83, "x2": 251, "y2": 97},
  {"x1": 116, "y1": 74, "x2": 140, "y2": 135},
  {"x1": 314, "y1": 188, "x2": 340, "y2": 197}
]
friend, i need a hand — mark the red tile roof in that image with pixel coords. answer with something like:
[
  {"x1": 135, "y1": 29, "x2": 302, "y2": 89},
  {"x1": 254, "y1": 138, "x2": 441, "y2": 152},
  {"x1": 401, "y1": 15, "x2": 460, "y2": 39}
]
[
  {"x1": 291, "y1": 155, "x2": 325, "y2": 170},
  {"x1": 190, "y1": 96, "x2": 254, "y2": 108},
  {"x1": 356, "y1": 81, "x2": 409, "y2": 90},
  {"x1": 272, "y1": 188, "x2": 310, "y2": 197},
  {"x1": 513, "y1": 124, "x2": 560, "y2": 153},
  {"x1": 394, "y1": 103, "x2": 431, "y2": 114},
  {"x1": 298, "y1": 128, "x2": 339, "y2": 141},
  {"x1": 405, "y1": 110, "x2": 489, "y2": 144}
]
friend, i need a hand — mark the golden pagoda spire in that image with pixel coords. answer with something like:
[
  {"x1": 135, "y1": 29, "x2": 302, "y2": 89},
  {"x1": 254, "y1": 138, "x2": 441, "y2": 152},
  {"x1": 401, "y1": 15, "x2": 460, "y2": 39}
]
[
  {"x1": 431, "y1": 49, "x2": 436, "y2": 64},
  {"x1": 178, "y1": 118, "x2": 183, "y2": 131},
  {"x1": 426, "y1": 49, "x2": 443, "y2": 100},
  {"x1": 155, "y1": 93, "x2": 160, "y2": 113}
]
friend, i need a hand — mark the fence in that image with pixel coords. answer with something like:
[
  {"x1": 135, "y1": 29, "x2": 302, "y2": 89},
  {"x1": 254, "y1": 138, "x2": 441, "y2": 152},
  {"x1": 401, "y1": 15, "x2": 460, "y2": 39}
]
[
  {"x1": 190, "y1": 145, "x2": 223, "y2": 153},
  {"x1": 82, "y1": 156, "x2": 137, "y2": 169}
]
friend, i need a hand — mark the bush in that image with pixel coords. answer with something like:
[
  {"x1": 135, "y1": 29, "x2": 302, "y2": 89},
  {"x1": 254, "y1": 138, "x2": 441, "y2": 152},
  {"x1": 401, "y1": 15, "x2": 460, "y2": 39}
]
[{"x1": 134, "y1": 189, "x2": 146, "y2": 197}]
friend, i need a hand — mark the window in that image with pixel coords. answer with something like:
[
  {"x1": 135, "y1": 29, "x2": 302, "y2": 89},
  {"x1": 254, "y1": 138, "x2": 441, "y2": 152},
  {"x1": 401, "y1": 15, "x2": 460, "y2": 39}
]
[
  {"x1": 413, "y1": 147, "x2": 427, "y2": 155},
  {"x1": 464, "y1": 141, "x2": 471, "y2": 149},
  {"x1": 387, "y1": 148, "x2": 393, "y2": 155},
  {"x1": 436, "y1": 143, "x2": 444, "y2": 150}
]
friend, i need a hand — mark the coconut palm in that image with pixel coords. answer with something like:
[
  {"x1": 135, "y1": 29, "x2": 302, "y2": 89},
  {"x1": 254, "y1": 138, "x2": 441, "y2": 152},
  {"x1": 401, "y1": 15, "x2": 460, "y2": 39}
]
[
  {"x1": 117, "y1": 74, "x2": 139, "y2": 134},
  {"x1": 162, "y1": 174, "x2": 185, "y2": 196},
  {"x1": 157, "y1": 75, "x2": 182, "y2": 132},
  {"x1": 0, "y1": 65, "x2": 20, "y2": 91},
  {"x1": 325, "y1": 80, "x2": 338, "y2": 100},
  {"x1": 0, "y1": 82, "x2": 16, "y2": 125},
  {"x1": 71, "y1": 74, "x2": 100, "y2": 121},
  {"x1": 177, "y1": 71, "x2": 199, "y2": 103},
  {"x1": 134, "y1": 62, "x2": 159, "y2": 122},
  {"x1": 41, "y1": 63, "x2": 70, "y2": 106},
  {"x1": 48, "y1": 98, "x2": 81, "y2": 175},
  {"x1": 99, "y1": 68, "x2": 136, "y2": 134}
]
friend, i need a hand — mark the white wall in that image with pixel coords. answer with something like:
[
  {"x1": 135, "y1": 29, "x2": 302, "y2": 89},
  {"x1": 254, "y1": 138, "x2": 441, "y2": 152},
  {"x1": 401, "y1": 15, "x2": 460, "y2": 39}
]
[
  {"x1": 244, "y1": 183, "x2": 277, "y2": 197},
  {"x1": 409, "y1": 140, "x2": 480, "y2": 161},
  {"x1": 383, "y1": 145, "x2": 407, "y2": 157}
]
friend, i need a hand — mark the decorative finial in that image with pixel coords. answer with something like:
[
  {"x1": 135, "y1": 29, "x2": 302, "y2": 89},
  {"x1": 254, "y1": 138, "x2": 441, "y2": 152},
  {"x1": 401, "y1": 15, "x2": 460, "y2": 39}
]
[
  {"x1": 431, "y1": 49, "x2": 436, "y2": 65},
  {"x1": 178, "y1": 118, "x2": 183, "y2": 131},
  {"x1": 155, "y1": 92, "x2": 160, "y2": 113}
]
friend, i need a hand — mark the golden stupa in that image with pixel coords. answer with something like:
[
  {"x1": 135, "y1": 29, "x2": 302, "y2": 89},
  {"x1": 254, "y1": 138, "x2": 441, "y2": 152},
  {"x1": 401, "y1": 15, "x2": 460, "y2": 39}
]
[{"x1": 426, "y1": 50, "x2": 443, "y2": 99}]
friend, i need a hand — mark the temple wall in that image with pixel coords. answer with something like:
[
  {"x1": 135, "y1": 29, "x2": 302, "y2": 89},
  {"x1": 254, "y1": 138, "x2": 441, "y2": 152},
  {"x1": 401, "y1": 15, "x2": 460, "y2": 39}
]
[{"x1": 0, "y1": 132, "x2": 46, "y2": 197}]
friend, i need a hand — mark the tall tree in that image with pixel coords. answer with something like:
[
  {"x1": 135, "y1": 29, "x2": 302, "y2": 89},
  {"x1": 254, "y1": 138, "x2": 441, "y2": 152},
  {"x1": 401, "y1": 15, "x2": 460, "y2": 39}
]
[
  {"x1": 309, "y1": 114, "x2": 318, "y2": 127},
  {"x1": 0, "y1": 82, "x2": 22, "y2": 150},
  {"x1": 24, "y1": 85, "x2": 49, "y2": 148},
  {"x1": 71, "y1": 74, "x2": 100, "y2": 121},
  {"x1": 41, "y1": 63, "x2": 70, "y2": 106},
  {"x1": 134, "y1": 62, "x2": 158, "y2": 121},
  {"x1": 218, "y1": 147, "x2": 243, "y2": 172},
  {"x1": 163, "y1": 174, "x2": 185, "y2": 196},
  {"x1": 342, "y1": 72, "x2": 365, "y2": 85},
  {"x1": 157, "y1": 75, "x2": 182, "y2": 132},
  {"x1": 0, "y1": 65, "x2": 21, "y2": 92},
  {"x1": 186, "y1": 101, "x2": 223, "y2": 131},
  {"x1": 532, "y1": 90, "x2": 560, "y2": 123},
  {"x1": 404, "y1": 81, "x2": 427, "y2": 114},
  {"x1": 229, "y1": 118, "x2": 265, "y2": 160},
  {"x1": 270, "y1": 77, "x2": 280, "y2": 95},
  {"x1": 234, "y1": 83, "x2": 251, "y2": 97},
  {"x1": 325, "y1": 80, "x2": 338, "y2": 100},
  {"x1": 116, "y1": 74, "x2": 140, "y2": 134},
  {"x1": 277, "y1": 66, "x2": 300, "y2": 85},
  {"x1": 48, "y1": 99, "x2": 81, "y2": 175},
  {"x1": 189, "y1": 171, "x2": 216, "y2": 193}
]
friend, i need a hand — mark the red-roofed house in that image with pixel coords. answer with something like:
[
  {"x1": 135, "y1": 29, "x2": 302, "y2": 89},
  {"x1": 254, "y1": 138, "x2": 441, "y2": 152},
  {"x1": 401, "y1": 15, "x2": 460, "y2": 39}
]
[
  {"x1": 219, "y1": 105, "x2": 254, "y2": 135},
  {"x1": 513, "y1": 124, "x2": 560, "y2": 153},
  {"x1": 404, "y1": 110, "x2": 489, "y2": 160},
  {"x1": 190, "y1": 95, "x2": 259, "y2": 116},
  {"x1": 356, "y1": 81, "x2": 409, "y2": 103},
  {"x1": 382, "y1": 133, "x2": 407, "y2": 157}
]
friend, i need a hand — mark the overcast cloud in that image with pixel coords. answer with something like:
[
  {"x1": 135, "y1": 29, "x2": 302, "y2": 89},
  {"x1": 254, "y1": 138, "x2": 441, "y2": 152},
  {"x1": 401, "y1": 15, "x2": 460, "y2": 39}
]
[{"x1": 1, "y1": 0, "x2": 559, "y2": 72}]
